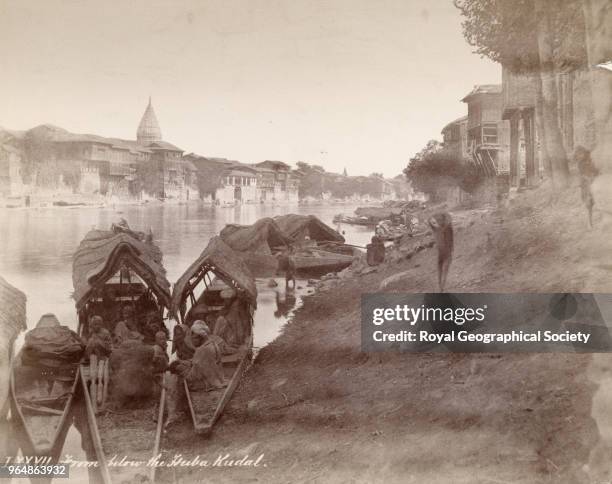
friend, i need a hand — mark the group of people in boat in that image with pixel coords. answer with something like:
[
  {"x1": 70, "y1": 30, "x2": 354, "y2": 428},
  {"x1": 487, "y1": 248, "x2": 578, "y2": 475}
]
[
  {"x1": 86, "y1": 305, "x2": 169, "y2": 362},
  {"x1": 83, "y1": 286, "x2": 251, "y2": 422}
]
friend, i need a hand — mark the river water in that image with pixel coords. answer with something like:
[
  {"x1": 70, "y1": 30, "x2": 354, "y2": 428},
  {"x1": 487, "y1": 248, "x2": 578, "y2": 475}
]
[
  {"x1": 0, "y1": 201, "x2": 372, "y2": 343},
  {"x1": 0, "y1": 201, "x2": 372, "y2": 481}
]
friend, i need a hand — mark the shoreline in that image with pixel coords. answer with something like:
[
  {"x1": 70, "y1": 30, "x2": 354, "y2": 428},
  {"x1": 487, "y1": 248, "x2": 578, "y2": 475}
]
[
  {"x1": 161, "y1": 183, "x2": 609, "y2": 483},
  {"x1": 0, "y1": 197, "x2": 389, "y2": 211}
]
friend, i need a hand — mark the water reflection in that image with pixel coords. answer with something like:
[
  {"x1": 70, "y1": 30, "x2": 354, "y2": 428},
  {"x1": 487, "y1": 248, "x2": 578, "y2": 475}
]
[{"x1": 274, "y1": 290, "x2": 298, "y2": 319}]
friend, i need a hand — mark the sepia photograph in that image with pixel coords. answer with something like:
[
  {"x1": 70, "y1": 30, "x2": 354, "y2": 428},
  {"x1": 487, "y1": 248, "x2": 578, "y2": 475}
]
[{"x1": 1, "y1": 0, "x2": 611, "y2": 482}]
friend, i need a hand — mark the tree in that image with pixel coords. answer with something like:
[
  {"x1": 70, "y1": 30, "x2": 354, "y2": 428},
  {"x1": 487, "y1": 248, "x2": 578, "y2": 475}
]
[
  {"x1": 403, "y1": 141, "x2": 483, "y2": 201},
  {"x1": 581, "y1": 0, "x2": 612, "y2": 209},
  {"x1": 135, "y1": 160, "x2": 164, "y2": 198},
  {"x1": 533, "y1": 0, "x2": 571, "y2": 186},
  {"x1": 294, "y1": 162, "x2": 326, "y2": 198},
  {"x1": 582, "y1": 0, "x2": 612, "y2": 155},
  {"x1": 59, "y1": 164, "x2": 82, "y2": 193},
  {"x1": 454, "y1": 0, "x2": 588, "y2": 188}
]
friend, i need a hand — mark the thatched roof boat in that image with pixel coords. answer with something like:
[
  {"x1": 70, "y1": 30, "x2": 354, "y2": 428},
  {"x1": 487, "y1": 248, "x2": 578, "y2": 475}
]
[
  {"x1": 0, "y1": 275, "x2": 26, "y2": 336},
  {"x1": 273, "y1": 214, "x2": 345, "y2": 243},
  {"x1": 0, "y1": 275, "x2": 26, "y2": 418},
  {"x1": 219, "y1": 218, "x2": 290, "y2": 276},
  {"x1": 172, "y1": 236, "x2": 256, "y2": 436},
  {"x1": 220, "y1": 217, "x2": 353, "y2": 276},
  {"x1": 73, "y1": 224, "x2": 171, "y2": 484},
  {"x1": 72, "y1": 227, "x2": 171, "y2": 332},
  {"x1": 220, "y1": 218, "x2": 290, "y2": 254},
  {"x1": 172, "y1": 236, "x2": 257, "y2": 320}
]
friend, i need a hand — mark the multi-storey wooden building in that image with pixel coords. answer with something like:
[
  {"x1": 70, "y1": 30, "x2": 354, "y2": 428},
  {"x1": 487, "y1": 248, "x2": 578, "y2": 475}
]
[
  {"x1": 441, "y1": 115, "x2": 469, "y2": 160},
  {"x1": 255, "y1": 160, "x2": 299, "y2": 202},
  {"x1": 0, "y1": 99, "x2": 198, "y2": 200},
  {"x1": 461, "y1": 84, "x2": 511, "y2": 177}
]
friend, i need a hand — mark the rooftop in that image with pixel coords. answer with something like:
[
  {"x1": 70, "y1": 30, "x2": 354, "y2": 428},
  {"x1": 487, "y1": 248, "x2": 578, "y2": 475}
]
[
  {"x1": 256, "y1": 160, "x2": 292, "y2": 171},
  {"x1": 461, "y1": 84, "x2": 502, "y2": 103}
]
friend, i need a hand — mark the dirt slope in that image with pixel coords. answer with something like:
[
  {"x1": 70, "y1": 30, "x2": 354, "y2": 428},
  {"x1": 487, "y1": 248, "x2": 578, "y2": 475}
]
[{"x1": 165, "y1": 183, "x2": 610, "y2": 484}]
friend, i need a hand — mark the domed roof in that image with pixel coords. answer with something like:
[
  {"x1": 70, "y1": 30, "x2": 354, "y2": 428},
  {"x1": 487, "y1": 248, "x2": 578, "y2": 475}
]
[{"x1": 137, "y1": 97, "x2": 162, "y2": 144}]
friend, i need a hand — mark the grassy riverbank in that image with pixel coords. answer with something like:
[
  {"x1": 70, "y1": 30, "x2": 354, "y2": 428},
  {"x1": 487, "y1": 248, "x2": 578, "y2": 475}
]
[{"x1": 165, "y1": 182, "x2": 611, "y2": 484}]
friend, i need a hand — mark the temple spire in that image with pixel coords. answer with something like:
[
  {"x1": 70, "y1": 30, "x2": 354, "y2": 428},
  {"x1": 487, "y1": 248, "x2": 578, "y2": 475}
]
[{"x1": 137, "y1": 97, "x2": 162, "y2": 144}]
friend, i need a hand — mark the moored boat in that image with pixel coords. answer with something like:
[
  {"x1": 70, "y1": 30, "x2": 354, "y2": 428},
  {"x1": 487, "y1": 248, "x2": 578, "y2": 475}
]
[
  {"x1": 0, "y1": 275, "x2": 27, "y2": 419},
  {"x1": 274, "y1": 213, "x2": 357, "y2": 257},
  {"x1": 171, "y1": 236, "x2": 256, "y2": 436},
  {"x1": 291, "y1": 248, "x2": 354, "y2": 275},
  {"x1": 333, "y1": 214, "x2": 377, "y2": 226},
  {"x1": 72, "y1": 223, "x2": 172, "y2": 483},
  {"x1": 219, "y1": 218, "x2": 291, "y2": 276},
  {"x1": 220, "y1": 216, "x2": 356, "y2": 277},
  {"x1": 9, "y1": 314, "x2": 82, "y2": 458}
]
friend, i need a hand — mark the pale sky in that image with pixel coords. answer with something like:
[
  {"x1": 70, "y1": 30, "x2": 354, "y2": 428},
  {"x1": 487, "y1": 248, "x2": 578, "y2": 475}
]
[{"x1": 0, "y1": 0, "x2": 499, "y2": 177}]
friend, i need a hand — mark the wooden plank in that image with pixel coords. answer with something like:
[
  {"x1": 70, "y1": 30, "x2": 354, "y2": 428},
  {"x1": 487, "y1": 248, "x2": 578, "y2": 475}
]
[
  {"x1": 10, "y1": 357, "x2": 80, "y2": 457},
  {"x1": 19, "y1": 404, "x2": 64, "y2": 416},
  {"x1": 90, "y1": 355, "x2": 98, "y2": 415},
  {"x1": 209, "y1": 337, "x2": 252, "y2": 429},
  {"x1": 183, "y1": 379, "x2": 204, "y2": 434},
  {"x1": 184, "y1": 335, "x2": 253, "y2": 436},
  {"x1": 150, "y1": 371, "x2": 168, "y2": 483},
  {"x1": 80, "y1": 367, "x2": 113, "y2": 484},
  {"x1": 102, "y1": 359, "x2": 110, "y2": 409},
  {"x1": 97, "y1": 359, "x2": 105, "y2": 406}
]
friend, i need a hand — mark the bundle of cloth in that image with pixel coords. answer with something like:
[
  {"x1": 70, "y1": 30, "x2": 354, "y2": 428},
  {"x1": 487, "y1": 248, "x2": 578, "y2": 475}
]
[
  {"x1": 109, "y1": 340, "x2": 158, "y2": 404},
  {"x1": 21, "y1": 316, "x2": 85, "y2": 368}
]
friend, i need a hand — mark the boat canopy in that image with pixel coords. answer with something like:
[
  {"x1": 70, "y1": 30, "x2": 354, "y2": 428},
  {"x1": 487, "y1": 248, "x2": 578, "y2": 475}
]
[
  {"x1": 219, "y1": 218, "x2": 291, "y2": 254},
  {"x1": 72, "y1": 229, "x2": 171, "y2": 312},
  {"x1": 171, "y1": 236, "x2": 257, "y2": 317},
  {"x1": 273, "y1": 214, "x2": 345, "y2": 243},
  {"x1": 0, "y1": 275, "x2": 26, "y2": 336}
]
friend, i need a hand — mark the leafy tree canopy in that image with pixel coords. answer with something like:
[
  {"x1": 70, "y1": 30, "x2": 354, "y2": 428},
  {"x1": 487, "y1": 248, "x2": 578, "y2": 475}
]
[{"x1": 454, "y1": 0, "x2": 586, "y2": 73}]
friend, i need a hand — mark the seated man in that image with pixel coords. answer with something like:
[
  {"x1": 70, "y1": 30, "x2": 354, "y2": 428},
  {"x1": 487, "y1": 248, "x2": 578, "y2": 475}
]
[
  {"x1": 169, "y1": 320, "x2": 226, "y2": 391},
  {"x1": 213, "y1": 296, "x2": 249, "y2": 353},
  {"x1": 142, "y1": 311, "x2": 167, "y2": 345},
  {"x1": 172, "y1": 323, "x2": 195, "y2": 360},
  {"x1": 152, "y1": 331, "x2": 169, "y2": 375},
  {"x1": 113, "y1": 304, "x2": 144, "y2": 345},
  {"x1": 185, "y1": 303, "x2": 211, "y2": 327},
  {"x1": 85, "y1": 315, "x2": 113, "y2": 359}
]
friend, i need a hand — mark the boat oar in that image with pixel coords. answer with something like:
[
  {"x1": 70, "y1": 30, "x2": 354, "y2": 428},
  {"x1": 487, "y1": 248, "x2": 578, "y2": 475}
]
[
  {"x1": 90, "y1": 354, "x2": 98, "y2": 414},
  {"x1": 101, "y1": 359, "x2": 110, "y2": 410},
  {"x1": 97, "y1": 359, "x2": 105, "y2": 406}
]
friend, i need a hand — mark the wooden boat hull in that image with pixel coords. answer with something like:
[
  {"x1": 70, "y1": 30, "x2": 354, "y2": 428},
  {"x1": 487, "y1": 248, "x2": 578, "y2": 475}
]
[
  {"x1": 292, "y1": 251, "x2": 353, "y2": 274},
  {"x1": 333, "y1": 215, "x2": 377, "y2": 226},
  {"x1": 184, "y1": 335, "x2": 253, "y2": 436},
  {"x1": 80, "y1": 363, "x2": 166, "y2": 484},
  {"x1": 240, "y1": 250, "x2": 353, "y2": 277},
  {"x1": 9, "y1": 358, "x2": 79, "y2": 458}
]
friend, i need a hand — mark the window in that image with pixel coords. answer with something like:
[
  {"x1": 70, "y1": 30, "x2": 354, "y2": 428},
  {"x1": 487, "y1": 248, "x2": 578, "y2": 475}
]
[{"x1": 482, "y1": 123, "x2": 498, "y2": 144}]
